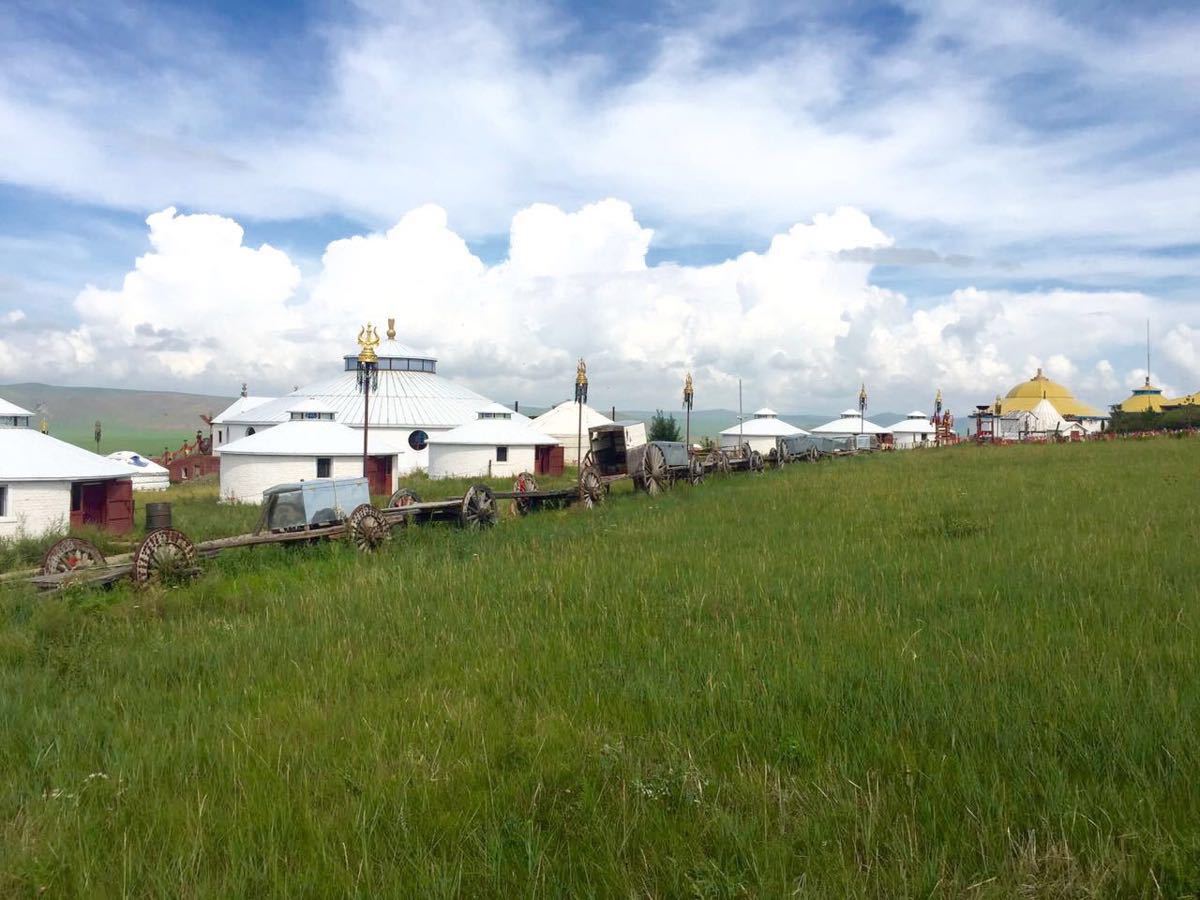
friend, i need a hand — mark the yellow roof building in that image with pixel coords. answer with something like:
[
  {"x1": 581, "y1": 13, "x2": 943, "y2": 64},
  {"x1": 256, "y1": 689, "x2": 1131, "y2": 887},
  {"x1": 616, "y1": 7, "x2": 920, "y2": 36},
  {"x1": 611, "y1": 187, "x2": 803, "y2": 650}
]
[
  {"x1": 1163, "y1": 391, "x2": 1200, "y2": 410},
  {"x1": 995, "y1": 368, "x2": 1105, "y2": 418},
  {"x1": 1119, "y1": 377, "x2": 1167, "y2": 413}
]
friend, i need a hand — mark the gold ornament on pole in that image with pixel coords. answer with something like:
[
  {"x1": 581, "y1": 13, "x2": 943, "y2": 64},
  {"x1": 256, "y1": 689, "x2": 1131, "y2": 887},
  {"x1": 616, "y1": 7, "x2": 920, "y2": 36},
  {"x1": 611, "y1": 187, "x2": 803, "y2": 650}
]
[
  {"x1": 386, "y1": 318, "x2": 396, "y2": 341},
  {"x1": 357, "y1": 323, "x2": 381, "y2": 364}
]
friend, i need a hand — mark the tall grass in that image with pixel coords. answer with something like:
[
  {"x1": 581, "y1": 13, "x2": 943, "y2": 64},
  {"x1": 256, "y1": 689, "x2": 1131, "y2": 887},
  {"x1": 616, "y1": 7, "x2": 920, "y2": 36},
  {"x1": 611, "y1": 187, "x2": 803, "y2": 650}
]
[{"x1": 1, "y1": 440, "x2": 1198, "y2": 896}]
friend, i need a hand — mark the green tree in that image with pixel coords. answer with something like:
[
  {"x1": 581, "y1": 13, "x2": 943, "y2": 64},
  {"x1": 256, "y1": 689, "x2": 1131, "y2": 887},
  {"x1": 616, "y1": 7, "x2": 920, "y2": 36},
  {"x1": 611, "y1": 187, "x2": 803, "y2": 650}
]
[{"x1": 648, "y1": 409, "x2": 682, "y2": 442}]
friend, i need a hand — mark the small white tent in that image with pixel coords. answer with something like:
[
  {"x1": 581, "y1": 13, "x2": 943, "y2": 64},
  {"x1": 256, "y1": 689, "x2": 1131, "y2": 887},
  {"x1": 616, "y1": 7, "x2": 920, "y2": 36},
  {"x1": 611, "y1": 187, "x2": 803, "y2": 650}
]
[
  {"x1": 531, "y1": 401, "x2": 613, "y2": 465},
  {"x1": 890, "y1": 411, "x2": 937, "y2": 449},
  {"x1": 719, "y1": 408, "x2": 807, "y2": 455},
  {"x1": 107, "y1": 451, "x2": 171, "y2": 491},
  {"x1": 428, "y1": 406, "x2": 559, "y2": 478},
  {"x1": 1027, "y1": 398, "x2": 1068, "y2": 434}
]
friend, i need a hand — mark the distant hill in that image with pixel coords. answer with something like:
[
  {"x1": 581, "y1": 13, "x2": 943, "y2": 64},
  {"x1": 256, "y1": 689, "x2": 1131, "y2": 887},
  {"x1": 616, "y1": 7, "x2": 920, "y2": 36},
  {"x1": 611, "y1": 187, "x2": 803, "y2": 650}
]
[{"x1": 0, "y1": 382, "x2": 233, "y2": 456}]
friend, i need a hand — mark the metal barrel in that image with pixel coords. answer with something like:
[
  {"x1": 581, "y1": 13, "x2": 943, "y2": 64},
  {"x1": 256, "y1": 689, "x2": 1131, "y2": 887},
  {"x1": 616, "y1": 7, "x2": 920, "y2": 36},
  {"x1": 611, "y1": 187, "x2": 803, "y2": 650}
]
[{"x1": 145, "y1": 502, "x2": 173, "y2": 531}]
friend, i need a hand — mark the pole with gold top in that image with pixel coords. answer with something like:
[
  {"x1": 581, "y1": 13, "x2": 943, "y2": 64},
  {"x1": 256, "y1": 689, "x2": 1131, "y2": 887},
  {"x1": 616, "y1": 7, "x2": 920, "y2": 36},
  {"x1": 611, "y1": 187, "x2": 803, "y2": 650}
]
[
  {"x1": 356, "y1": 323, "x2": 381, "y2": 484},
  {"x1": 858, "y1": 382, "x2": 868, "y2": 437},
  {"x1": 683, "y1": 372, "x2": 694, "y2": 454},
  {"x1": 574, "y1": 358, "x2": 588, "y2": 482}
]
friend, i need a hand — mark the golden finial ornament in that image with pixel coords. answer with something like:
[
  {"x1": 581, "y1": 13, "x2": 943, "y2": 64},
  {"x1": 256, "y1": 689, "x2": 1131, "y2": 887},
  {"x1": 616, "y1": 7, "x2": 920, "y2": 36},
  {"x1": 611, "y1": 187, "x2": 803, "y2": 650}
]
[
  {"x1": 357, "y1": 322, "x2": 381, "y2": 364},
  {"x1": 858, "y1": 382, "x2": 868, "y2": 408},
  {"x1": 683, "y1": 372, "x2": 694, "y2": 406},
  {"x1": 386, "y1": 318, "x2": 396, "y2": 341},
  {"x1": 935, "y1": 388, "x2": 942, "y2": 406},
  {"x1": 575, "y1": 357, "x2": 587, "y2": 387}
]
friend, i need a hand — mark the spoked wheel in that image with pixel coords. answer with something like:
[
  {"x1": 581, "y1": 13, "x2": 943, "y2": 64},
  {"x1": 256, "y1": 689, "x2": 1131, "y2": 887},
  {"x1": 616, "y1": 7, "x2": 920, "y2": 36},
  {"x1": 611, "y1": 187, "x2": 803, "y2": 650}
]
[
  {"x1": 579, "y1": 466, "x2": 605, "y2": 508},
  {"x1": 642, "y1": 443, "x2": 672, "y2": 495},
  {"x1": 581, "y1": 450, "x2": 595, "y2": 469},
  {"x1": 687, "y1": 456, "x2": 705, "y2": 486},
  {"x1": 771, "y1": 447, "x2": 788, "y2": 469},
  {"x1": 711, "y1": 450, "x2": 731, "y2": 474},
  {"x1": 131, "y1": 528, "x2": 198, "y2": 586},
  {"x1": 347, "y1": 504, "x2": 390, "y2": 552},
  {"x1": 387, "y1": 487, "x2": 421, "y2": 508},
  {"x1": 41, "y1": 537, "x2": 106, "y2": 576},
  {"x1": 460, "y1": 484, "x2": 497, "y2": 529},
  {"x1": 512, "y1": 472, "x2": 538, "y2": 516},
  {"x1": 749, "y1": 450, "x2": 764, "y2": 473}
]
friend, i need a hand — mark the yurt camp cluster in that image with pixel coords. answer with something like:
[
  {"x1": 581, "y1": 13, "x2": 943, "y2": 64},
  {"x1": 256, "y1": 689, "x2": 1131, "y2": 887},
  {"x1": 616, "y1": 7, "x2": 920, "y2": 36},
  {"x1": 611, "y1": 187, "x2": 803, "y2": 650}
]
[{"x1": 3, "y1": 320, "x2": 1197, "y2": 538}]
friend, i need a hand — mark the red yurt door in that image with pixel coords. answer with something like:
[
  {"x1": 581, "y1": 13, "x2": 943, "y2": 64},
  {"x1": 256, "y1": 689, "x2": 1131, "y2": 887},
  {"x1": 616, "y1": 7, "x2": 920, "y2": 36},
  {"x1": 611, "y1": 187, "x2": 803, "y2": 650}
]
[{"x1": 366, "y1": 456, "x2": 393, "y2": 497}]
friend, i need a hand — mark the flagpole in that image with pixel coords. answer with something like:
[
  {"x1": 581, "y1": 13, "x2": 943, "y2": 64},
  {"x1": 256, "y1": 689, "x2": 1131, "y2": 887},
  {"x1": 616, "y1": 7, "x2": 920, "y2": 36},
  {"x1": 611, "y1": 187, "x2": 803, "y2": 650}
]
[{"x1": 575, "y1": 358, "x2": 588, "y2": 483}]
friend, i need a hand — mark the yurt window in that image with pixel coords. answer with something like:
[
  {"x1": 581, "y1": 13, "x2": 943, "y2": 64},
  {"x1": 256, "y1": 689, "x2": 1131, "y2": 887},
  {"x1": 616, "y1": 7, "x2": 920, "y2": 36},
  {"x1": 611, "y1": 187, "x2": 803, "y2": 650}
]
[
  {"x1": 0, "y1": 485, "x2": 7, "y2": 517},
  {"x1": 246, "y1": 427, "x2": 256, "y2": 436},
  {"x1": 496, "y1": 446, "x2": 509, "y2": 462},
  {"x1": 316, "y1": 458, "x2": 332, "y2": 478},
  {"x1": 408, "y1": 430, "x2": 428, "y2": 451}
]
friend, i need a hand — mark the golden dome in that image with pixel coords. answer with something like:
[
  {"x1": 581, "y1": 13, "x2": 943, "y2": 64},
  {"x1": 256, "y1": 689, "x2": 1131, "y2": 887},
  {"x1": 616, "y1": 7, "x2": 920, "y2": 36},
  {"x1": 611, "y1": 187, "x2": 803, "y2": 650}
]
[
  {"x1": 999, "y1": 368, "x2": 1103, "y2": 418},
  {"x1": 1119, "y1": 377, "x2": 1166, "y2": 413}
]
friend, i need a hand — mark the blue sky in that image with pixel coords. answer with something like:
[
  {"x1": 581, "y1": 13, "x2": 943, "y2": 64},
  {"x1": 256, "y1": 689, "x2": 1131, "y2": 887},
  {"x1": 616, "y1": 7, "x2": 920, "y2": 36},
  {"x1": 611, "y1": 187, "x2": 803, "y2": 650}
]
[{"x1": 1, "y1": 0, "x2": 1198, "y2": 412}]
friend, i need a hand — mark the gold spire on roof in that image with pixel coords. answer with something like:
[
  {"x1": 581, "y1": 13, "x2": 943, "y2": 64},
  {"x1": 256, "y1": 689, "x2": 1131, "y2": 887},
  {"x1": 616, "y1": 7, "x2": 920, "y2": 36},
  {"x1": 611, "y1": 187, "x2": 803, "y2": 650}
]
[
  {"x1": 386, "y1": 318, "x2": 396, "y2": 341},
  {"x1": 575, "y1": 357, "x2": 588, "y2": 387},
  {"x1": 357, "y1": 322, "x2": 381, "y2": 364}
]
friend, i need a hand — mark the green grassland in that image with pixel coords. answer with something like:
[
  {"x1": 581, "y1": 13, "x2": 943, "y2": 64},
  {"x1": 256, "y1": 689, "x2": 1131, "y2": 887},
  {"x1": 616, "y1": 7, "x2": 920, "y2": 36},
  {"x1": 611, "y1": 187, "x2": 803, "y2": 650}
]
[{"x1": 1, "y1": 440, "x2": 1198, "y2": 896}]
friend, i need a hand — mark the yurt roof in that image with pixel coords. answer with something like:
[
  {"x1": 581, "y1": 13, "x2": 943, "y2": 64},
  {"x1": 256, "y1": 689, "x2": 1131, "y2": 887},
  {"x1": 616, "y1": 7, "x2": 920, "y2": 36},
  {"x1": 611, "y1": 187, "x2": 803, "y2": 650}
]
[
  {"x1": 0, "y1": 397, "x2": 34, "y2": 417},
  {"x1": 212, "y1": 395, "x2": 275, "y2": 424},
  {"x1": 288, "y1": 397, "x2": 339, "y2": 415},
  {"x1": 531, "y1": 400, "x2": 614, "y2": 434},
  {"x1": 218, "y1": 420, "x2": 408, "y2": 457},
  {"x1": 906, "y1": 410, "x2": 926, "y2": 418},
  {"x1": 426, "y1": 417, "x2": 559, "y2": 447},
  {"x1": 811, "y1": 415, "x2": 890, "y2": 435},
  {"x1": 719, "y1": 416, "x2": 807, "y2": 437},
  {"x1": 1001, "y1": 367, "x2": 1104, "y2": 418},
  {"x1": 752, "y1": 407, "x2": 777, "y2": 417},
  {"x1": 890, "y1": 416, "x2": 936, "y2": 434},
  {"x1": 107, "y1": 451, "x2": 169, "y2": 474},
  {"x1": 0, "y1": 430, "x2": 134, "y2": 481},
  {"x1": 839, "y1": 407, "x2": 861, "y2": 417}
]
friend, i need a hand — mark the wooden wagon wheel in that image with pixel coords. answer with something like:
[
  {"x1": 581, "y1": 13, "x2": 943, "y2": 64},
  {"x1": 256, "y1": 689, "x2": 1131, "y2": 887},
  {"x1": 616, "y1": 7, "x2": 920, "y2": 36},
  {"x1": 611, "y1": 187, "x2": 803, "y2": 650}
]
[
  {"x1": 41, "y1": 537, "x2": 106, "y2": 576},
  {"x1": 581, "y1": 450, "x2": 595, "y2": 469},
  {"x1": 641, "y1": 443, "x2": 673, "y2": 495},
  {"x1": 717, "y1": 450, "x2": 731, "y2": 473},
  {"x1": 512, "y1": 472, "x2": 539, "y2": 516},
  {"x1": 388, "y1": 487, "x2": 421, "y2": 508},
  {"x1": 579, "y1": 466, "x2": 605, "y2": 508},
  {"x1": 749, "y1": 450, "x2": 764, "y2": 473},
  {"x1": 131, "y1": 528, "x2": 197, "y2": 586},
  {"x1": 347, "y1": 503, "x2": 390, "y2": 552},
  {"x1": 460, "y1": 484, "x2": 497, "y2": 529},
  {"x1": 687, "y1": 456, "x2": 705, "y2": 486},
  {"x1": 771, "y1": 446, "x2": 788, "y2": 469}
]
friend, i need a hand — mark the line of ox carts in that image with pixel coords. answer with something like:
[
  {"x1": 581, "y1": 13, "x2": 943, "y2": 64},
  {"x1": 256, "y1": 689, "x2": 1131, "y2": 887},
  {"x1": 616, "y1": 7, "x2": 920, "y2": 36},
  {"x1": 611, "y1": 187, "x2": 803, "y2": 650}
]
[{"x1": 11, "y1": 424, "x2": 860, "y2": 591}]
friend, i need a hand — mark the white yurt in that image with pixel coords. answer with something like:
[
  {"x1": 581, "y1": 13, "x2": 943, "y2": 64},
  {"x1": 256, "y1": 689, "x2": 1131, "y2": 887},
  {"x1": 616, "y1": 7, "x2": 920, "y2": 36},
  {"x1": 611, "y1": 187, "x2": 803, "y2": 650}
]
[
  {"x1": 719, "y1": 407, "x2": 807, "y2": 454},
  {"x1": 811, "y1": 408, "x2": 891, "y2": 438},
  {"x1": 1, "y1": 398, "x2": 134, "y2": 538},
  {"x1": 217, "y1": 326, "x2": 511, "y2": 473},
  {"x1": 218, "y1": 399, "x2": 407, "y2": 502},
  {"x1": 107, "y1": 451, "x2": 171, "y2": 490},
  {"x1": 530, "y1": 401, "x2": 614, "y2": 465},
  {"x1": 427, "y1": 405, "x2": 560, "y2": 479},
  {"x1": 211, "y1": 391, "x2": 275, "y2": 450},
  {"x1": 889, "y1": 411, "x2": 937, "y2": 449}
]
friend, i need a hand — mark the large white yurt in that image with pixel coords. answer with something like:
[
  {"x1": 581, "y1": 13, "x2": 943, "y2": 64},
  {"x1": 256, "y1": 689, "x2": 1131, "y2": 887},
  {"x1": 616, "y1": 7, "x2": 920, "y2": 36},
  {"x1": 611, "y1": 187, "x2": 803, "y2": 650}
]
[
  {"x1": 218, "y1": 399, "x2": 407, "y2": 502},
  {"x1": 217, "y1": 329, "x2": 507, "y2": 473},
  {"x1": 107, "y1": 451, "x2": 171, "y2": 490},
  {"x1": 427, "y1": 405, "x2": 560, "y2": 479},
  {"x1": 1, "y1": 398, "x2": 134, "y2": 537},
  {"x1": 530, "y1": 401, "x2": 613, "y2": 465},
  {"x1": 719, "y1": 407, "x2": 807, "y2": 454},
  {"x1": 811, "y1": 408, "x2": 891, "y2": 439},
  {"x1": 889, "y1": 411, "x2": 937, "y2": 449}
]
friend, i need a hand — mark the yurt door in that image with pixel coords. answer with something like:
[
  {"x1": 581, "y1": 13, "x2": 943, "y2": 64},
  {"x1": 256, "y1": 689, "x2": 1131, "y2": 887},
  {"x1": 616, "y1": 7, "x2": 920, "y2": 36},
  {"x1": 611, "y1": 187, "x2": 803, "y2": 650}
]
[
  {"x1": 366, "y1": 456, "x2": 393, "y2": 497},
  {"x1": 103, "y1": 479, "x2": 134, "y2": 534}
]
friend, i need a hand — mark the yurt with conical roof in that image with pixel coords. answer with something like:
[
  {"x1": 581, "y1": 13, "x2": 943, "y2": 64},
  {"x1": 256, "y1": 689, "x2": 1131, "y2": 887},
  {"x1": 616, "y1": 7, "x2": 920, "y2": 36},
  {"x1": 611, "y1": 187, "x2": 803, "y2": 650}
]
[
  {"x1": 107, "y1": 451, "x2": 171, "y2": 491},
  {"x1": 1118, "y1": 377, "x2": 1167, "y2": 414},
  {"x1": 531, "y1": 401, "x2": 612, "y2": 465},
  {"x1": 216, "y1": 327, "x2": 507, "y2": 473},
  {"x1": 890, "y1": 411, "x2": 937, "y2": 449},
  {"x1": 811, "y1": 408, "x2": 890, "y2": 441},
  {"x1": 1, "y1": 396, "x2": 134, "y2": 537},
  {"x1": 218, "y1": 399, "x2": 408, "y2": 502},
  {"x1": 719, "y1": 408, "x2": 807, "y2": 454},
  {"x1": 427, "y1": 405, "x2": 560, "y2": 478}
]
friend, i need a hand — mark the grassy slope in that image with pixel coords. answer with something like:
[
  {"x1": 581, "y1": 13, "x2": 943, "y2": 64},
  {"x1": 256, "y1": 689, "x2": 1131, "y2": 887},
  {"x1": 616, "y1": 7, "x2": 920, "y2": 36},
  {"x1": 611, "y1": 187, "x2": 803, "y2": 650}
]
[{"x1": 1, "y1": 440, "x2": 1198, "y2": 896}]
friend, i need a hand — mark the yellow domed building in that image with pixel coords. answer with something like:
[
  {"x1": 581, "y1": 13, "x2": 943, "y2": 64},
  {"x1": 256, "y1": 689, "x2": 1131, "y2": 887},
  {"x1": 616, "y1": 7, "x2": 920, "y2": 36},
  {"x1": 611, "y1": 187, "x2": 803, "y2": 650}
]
[
  {"x1": 985, "y1": 368, "x2": 1108, "y2": 436},
  {"x1": 1118, "y1": 377, "x2": 1167, "y2": 413}
]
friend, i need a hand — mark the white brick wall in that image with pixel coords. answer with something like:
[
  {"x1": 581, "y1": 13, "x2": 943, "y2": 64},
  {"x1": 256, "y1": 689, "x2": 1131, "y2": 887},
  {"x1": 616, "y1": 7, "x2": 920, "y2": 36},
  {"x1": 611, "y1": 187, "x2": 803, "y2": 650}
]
[
  {"x1": 0, "y1": 480, "x2": 71, "y2": 539},
  {"x1": 428, "y1": 444, "x2": 536, "y2": 479}
]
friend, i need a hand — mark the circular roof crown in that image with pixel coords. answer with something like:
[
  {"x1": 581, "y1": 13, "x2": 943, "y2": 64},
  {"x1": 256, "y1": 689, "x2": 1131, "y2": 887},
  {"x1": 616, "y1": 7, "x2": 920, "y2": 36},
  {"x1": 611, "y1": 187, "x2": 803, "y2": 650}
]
[{"x1": 1005, "y1": 367, "x2": 1073, "y2": 401}]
